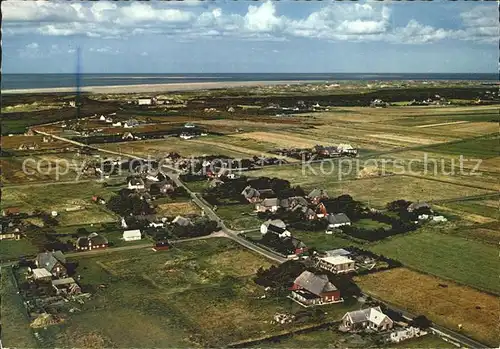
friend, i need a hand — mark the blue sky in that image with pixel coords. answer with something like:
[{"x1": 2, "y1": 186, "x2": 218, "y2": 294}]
[{"x1": 2, "y1": 0, "x2": 498, "y2": 73}]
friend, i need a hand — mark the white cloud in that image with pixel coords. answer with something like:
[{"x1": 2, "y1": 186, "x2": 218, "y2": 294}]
[{"x1": 2, "y1": 1, "x2": 497, "y2": 45}]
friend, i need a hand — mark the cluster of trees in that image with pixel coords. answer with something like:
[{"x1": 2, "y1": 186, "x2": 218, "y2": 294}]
[
  {"x1": 322, "y1": 195, "x2": 366, "y2": 220},
  {"x1": 341, "y1": 219, "x2": 417, "y2": 242},
  {"x1": 106, "y1": 189, "x2": 154, "y2": 216},
  {"x1": 171, "y1": 218, "x2": 219, "y2": 239},
  {"x1": 254, "y1": 260, "x2": 305, "y2": 291},
  {"x1": 346, "y1": 246, "x2": 403, "y2": 270},
  {"x1": 386, "y1": 199, "x2": 433, "y2": 221}
]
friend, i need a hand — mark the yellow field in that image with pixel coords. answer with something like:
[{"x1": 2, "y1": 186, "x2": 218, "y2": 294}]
[
  {"x1": 355, "y1": 268, "x2": 499, "y2": 346},
  {"x1": 231, "y1": 131, "x2": 335, "y2": 148},
  {"x1": 156, "y1": 201, "x2": 199, "y2": 216}
]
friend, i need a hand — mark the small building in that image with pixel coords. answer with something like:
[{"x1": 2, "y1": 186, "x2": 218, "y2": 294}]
[
  {"x1": 407, "y1": 201, "x2": 431, "y2": 213},
  {"x1": 123, "y1": 229, "x2": 142, "y2": 241},
  {"x1": 290, "y1": 271, "x2": 342, "y2": 306},
  {"x1": 341, "y1": 306, "x2": 393, "y2": 332},
  {"x1": 138, "y1": 98, "x2": 153, "y2": 105},
  {"x1": 112, "y1": 121, "x2": 123, "y2": 127},
  {"x1": 52, "y1": 277, "x2": 82, "y2": 295},
  {"x1": 172, "y1": 215, "x2": 193, "y2": 227},
  {"x1": 153, "y1": 240, "x2": 171, "y2": 251},
  {"x1": 128, "y1": 178, "x2": 145, "y2": 190},
  {"x1": 76, "y1": 233, "x2": 109, "y2": 251},
  {"x1": 2, "y1": 207, "x2": 21, "y2": 217},
  {"x1": 326, "y1": 213, "x2": 351, "y2": 232},
  {"x1": 261, "y1": 219, "x2": 291, "y2": 238},
  {"x1": 36, "y1": 251, "x2": 67, "y2": 278},
  {"x1": 389, "y1": 326, "x2": 427, "y2": 343},
  {"x1": 32, "y1": 268, "x2": 53, "y2": 281},
  {"x1": 99, "y1": 115, "x2": 106, "y2": 121},
  {"x1": 184, "y1": 123, "x2": 196, "y2": 128},
  {"x1": 307, "y1": 189, "x2": 329, "y2": 204},
  {"x1": 160, "y1": 182, "x2": 175, "y2": 194},
  {"x1": 255, "y1": 198, "x2": 281, "y2": 213},
  {"x1": 0, "y1": 226, "x2": 21, "y2": 241},
  {"x1": 122, "y1": 132, "x2": 134, "y2": 140},
  {"x1": 284, "y1": 236, "x2": 308, "y2": 256},
  {"x1": 241, "y1": 186, "x2": 261, "y2": 203},
  {"x1": 317, "y1": 255, "x2": 356, "y2": 274},
  {"x1": 432, "y1": 215, "x2": 447, "y2": 222}
]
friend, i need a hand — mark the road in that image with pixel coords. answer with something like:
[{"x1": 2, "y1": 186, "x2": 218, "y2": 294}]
[{"x1": 25, "y1": 130, "x2": 486, "y2": 348}]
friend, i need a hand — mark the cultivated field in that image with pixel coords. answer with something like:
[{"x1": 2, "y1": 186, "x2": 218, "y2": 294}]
[
  {"x1": 156, "y1": 201, "x2": 200, "y2": 217},
  {"x1": 355, "y1": 268, "x2": 500, "y2": 346}
]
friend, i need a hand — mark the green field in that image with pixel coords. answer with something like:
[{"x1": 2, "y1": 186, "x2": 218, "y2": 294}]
[
  {"x1": 353, "y1": 218, "x2": 391, "y2": 230},
  {"x1": 33, "y1": 238, "x2": 360, "y2": 347},
  {"x1": 0, "y1": 267, "x2": 38, "y2": 348},
  {"x1": 0, "y1": 239, "x2": 38, "y2": 262},
  {"x1": 291, "y1": 230, "x2": 360, "y2": 251},
  {"x1": 216, "y1": 204, "x2": 262, "y2": 230},
  {"x1": 369, "y1": 230, "x2": 499, "y2": 294},
  {"x1": 422, "y1": 136, "x2": 500, "y2": 159}
]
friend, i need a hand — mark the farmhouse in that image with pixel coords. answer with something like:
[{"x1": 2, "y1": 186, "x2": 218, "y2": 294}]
[
  {"x1": 283, "y1": 236, "x2": 308, "y2": 256},
  {"x1": 307, "y1": 188, "x2": 329, "y2": 204},
  {"x1": 128, "y1": 178, "x2": 145, "y2": 190},
  {"x1": 76, "y1": 233, "x2": 109, "y2": 251},
  {"x1": 292, "y1": 205, "x2": 317, "y2": 220},
  {"x1": 341, "y1": 306, "x2": 393, "y2": 332},
  {"x1": 290, "y1": 271, "x2": 342, "y2": 306},
  {"x1": 326, "y1": 213, "x2": 351, "y2": 232},
  {"x1": 123, "y1": 229, "x2": 142, "y2": 241},
  {"x1": 261, "y1": 219, "x2": 291, "y2": 238},
  {"x1": 122, "y1": 132, "x2": 134, "y2": 140},
  {"x1": 317, "y1": 255, "x2": 356, "y2": 274},
  {"x1": 36, "y1": 251, "x2": 67, "y2": 278},
  {"x1": 389, "y1": 326, "x2": 427, "y2": 343}
]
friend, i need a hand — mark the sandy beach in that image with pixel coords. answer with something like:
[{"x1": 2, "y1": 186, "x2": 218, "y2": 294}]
[{"x1": 1, "y1": 80, "x2": 320, "y2": 94}]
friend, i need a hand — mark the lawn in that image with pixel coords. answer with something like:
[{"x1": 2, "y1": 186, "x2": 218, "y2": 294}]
[
  {"x1": 0, "y1": 239, "x2": 38, "y2": 262},
  {"x1": 355, "y1": 268, "x2": 500, "y2": 347},
  {"x1": 0, "y1": 267, "x2": 38, "y2": 348},
  {"x1": 184, "y1": 179, "x2": 210, "y2": 193},
  {"x1": 54, "y1": 238, "x2": 359, "y2": 347},
  {"x1": 368, "y1": 230, "x2": 499, "y2": 294},
  {"x1": 353, "y1": 218, "x2": 391, "y2": 230},
  {"x1": 216, "y1": 204, "x2": 262, "y2": 231},
  {"x1": 156, "y1": 201, "x2": 200, "y2": 217}
]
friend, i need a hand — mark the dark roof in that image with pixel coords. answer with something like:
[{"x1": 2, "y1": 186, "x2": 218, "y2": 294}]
[
  {"x1": 241, "y1": 186, "x2": 260, "y2": 199},
  {"x1": 327, "y1": 213, "x2": 351, "y2": 225},
  {"x1": 268, "y1": 224, "x2": 287, "y2": 234},
  {"x1": 307, "y1": 189, "x2": 328, "y2": 199},
  {"x1": 407, "y1": 202, "x2": 431, "y2": 211},
  {"x1": 76, "y1": 233, "x2": 108, "y2": 248},
  {"x1": 36, "y1": 251, "x2": 66, "y2": 271},
  {"x1": 294, "y1": 271, "x2": 337, "y2": 296},
  {"x1": 129, "y1": 178, "x2": 145, "y2": 186}
]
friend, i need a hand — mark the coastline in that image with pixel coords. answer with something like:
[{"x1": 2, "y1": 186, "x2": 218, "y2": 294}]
[{"x1": 1, "y1": 80, "x2": 320, "y2": 94}]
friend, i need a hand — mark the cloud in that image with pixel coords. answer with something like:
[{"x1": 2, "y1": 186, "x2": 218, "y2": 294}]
[
  {"x1": 26, "y1": 42, "x2": 39, "y2": 49},
  {"x1": 2, "y1": 1, "x2": 497, "y2": 45}
]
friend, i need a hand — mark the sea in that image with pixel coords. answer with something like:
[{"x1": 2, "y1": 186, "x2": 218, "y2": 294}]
[{"x1": 2, "y1": 73, "x2": 497, "y2": 90}]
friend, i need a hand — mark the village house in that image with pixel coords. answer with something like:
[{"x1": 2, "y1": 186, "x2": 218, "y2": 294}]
[
  {"x1": 123, "y1": 229, "x2": 142, "y2": 241},
  {"x1": 324, "y1": 248, "x2": 351, "y2": 257},
  {"x1": 326, "y1": 213, "x2": 351, "y2": 233},
  {"x1": 113, "y1": 121, "x2": 123, "y2": 127},
  {"x1": 172, "y1": 215, "x2": 193, "y2": 227},
  {"x1": 241, "y1": 186, "x2": 261, "y2": 203},
  {"x1": 307, "y1": 189, "x2": 329, "y2": 204},
  {"x1": 36, "y1": 251, "x2": 67, "y2": 278},
  {"x1": 255, "y1": 198, "x2": 282, "y2": 213},
  {"x1": 292, "y1": 205, "x2": 317, "y2": 220},
  {"x1": 290, "y1": 271, "x2": 342, "y2": 306},
  {"x1": 0, "y1": 224, "x2": 21, "y2": 240},
  {"x1": 283, "y1": 236, "x2": 308, "y2": 256},
  {"x1": 407, "y1": 201, "x2": 432, "y2": 213},
  {"x1": 261, "y1": 219, "x2": 291, "y2": 238},
  {"x1": 124, "y1": 119, "x2": 139, "y2": 128},
  {"x1": 99, "y1": 115, "x2": 106, "y2": 121},
  {"x1": 122, "y1": 132, "x2": 134, "y2": 140},
  {"x1": 160, "y1": 181, "x2": 175, "y2": 194},
  {"x1": 389, "y1": 326, "x2": 427, "y2": 343},
  {"x1": 341, "y1": 307, "x2": 394, "y2": 332},
  {"x1": 52, "y1": 277, "x2": 82, "y2": 296},
  {"x1": 128, "y1": 178, "x2": 145, "y2": 190},
  {"x1": 317, "y1": 255, "x2": 356, "y2": 274},
  {"x1": 76, "y1": 233, "x2": 109, "y2": 251}
]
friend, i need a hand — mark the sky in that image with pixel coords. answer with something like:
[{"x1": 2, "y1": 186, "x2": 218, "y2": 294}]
[{"x1": 2, "y1": 0, "x2": 498, "y2": 74}]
